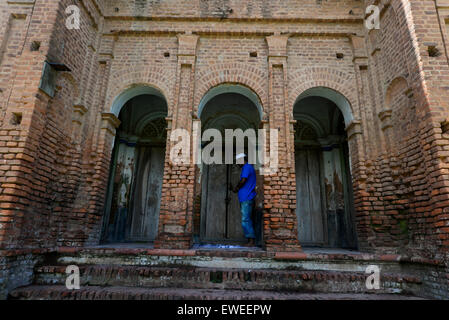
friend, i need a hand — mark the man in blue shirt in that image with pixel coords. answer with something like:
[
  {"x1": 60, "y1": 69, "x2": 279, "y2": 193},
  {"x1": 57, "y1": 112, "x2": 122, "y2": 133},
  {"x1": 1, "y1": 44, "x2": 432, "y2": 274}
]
[{"x1": 232, "y1": 153, "x2": 257, "y2": 247}]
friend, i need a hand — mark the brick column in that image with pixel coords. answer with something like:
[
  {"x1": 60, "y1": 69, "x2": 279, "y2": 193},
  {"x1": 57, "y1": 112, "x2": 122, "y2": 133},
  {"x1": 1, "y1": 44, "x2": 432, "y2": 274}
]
[
  {"x1": 366, "y1": 28, "x2": 388, "y2": 154},
  {"x1": 91, "y1": 34, "x2": 115, "y2": 151},
  {"x1": 89, "y1": 112, "x2": 121, "y2": 242},
  {"x1": 378, "y1": 109, "x2": 393, "y2": 152},
  {"x1": 155, "y1": 34, "x2": 199, "y2": 249},
  {"x1": 263, "y1": 35, "x2": 301, "y2": 252},
  {"x1": 345, "y1": 120, "x2": 370, "y2": 249},
  {"x1": 348, "y1": 35, "x2": 377, "y2": 250},
  {"x1": 350, "y1": 35, "x2": 371, "y2": 159},
  {"x1": 86, "y1": 37, "x2": 116, "y2": 245}
]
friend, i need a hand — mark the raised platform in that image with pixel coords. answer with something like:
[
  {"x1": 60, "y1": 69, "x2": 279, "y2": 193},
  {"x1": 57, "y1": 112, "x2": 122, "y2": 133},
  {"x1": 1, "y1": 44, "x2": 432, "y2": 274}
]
[{"x1": 5, "y1": 245, "x2": 442, "y2": 300}]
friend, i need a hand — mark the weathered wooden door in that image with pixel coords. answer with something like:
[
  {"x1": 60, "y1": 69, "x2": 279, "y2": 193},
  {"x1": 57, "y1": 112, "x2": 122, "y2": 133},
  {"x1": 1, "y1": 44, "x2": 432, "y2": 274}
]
[
  {"x1": 295, "y1": 148, "x2": 326, "y2": 245},
  {"x1": 200, "y1": 164, "x2": 245, "y2": 242},
  {"x1": 227, "y1": 164, "x2": 245, "y2": 240},
  {"x1": 128, "y1": 146, "x2": 165, "y2": 241}
]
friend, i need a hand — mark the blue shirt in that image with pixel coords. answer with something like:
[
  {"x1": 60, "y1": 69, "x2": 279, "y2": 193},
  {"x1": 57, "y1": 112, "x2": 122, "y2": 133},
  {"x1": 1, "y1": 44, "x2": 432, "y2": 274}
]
[{"x1": 238, "y1": 163, "x2": 257, "y2": 202}]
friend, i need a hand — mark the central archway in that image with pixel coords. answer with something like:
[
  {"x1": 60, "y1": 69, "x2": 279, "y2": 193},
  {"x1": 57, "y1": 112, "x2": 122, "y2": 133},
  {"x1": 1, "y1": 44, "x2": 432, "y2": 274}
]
[{"x1": 195, "y1": 84, "x2": 263, "y2": 245}]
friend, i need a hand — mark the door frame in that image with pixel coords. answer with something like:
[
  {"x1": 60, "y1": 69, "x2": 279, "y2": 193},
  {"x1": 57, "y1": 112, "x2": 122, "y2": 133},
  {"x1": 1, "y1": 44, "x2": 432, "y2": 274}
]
[
  {"x1": 101, "y1": 137, "x2": 121, "y2": 243},
  {"x1": 340, "y1": 141, "x2": 358, "y2": 249}
]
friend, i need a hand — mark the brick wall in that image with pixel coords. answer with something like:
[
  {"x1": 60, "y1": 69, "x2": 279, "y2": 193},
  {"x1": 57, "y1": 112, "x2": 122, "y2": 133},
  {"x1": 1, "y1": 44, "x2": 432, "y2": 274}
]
[
  {"x1": 0, "y1": 250, "x2": 44, "y2": 299},
  {"x1": 356, "y1": 0, "x2": 449, "y2": 260}
]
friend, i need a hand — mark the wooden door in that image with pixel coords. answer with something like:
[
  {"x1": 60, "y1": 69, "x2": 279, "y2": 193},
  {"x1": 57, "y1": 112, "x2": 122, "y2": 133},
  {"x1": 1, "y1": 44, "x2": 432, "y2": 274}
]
[
  {"x1": 227, "y1": 164, "x2": 244, "y2": 240},
  {"x1": 201, "y1": 164, "x2": 246, "y2": 242},
  {"x1": 295, "y1": 148, "x2": 325, "y2": 245},
  {"x1": 128, "y1": 146, "x2": 165, "y2": 241},
  {"x1": 201, "y1": 164, "x2": 227, "y2": 240}
]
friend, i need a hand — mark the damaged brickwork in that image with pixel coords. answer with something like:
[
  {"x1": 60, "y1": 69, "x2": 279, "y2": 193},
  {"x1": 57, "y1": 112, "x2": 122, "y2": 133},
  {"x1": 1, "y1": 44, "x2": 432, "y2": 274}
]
[{"x1": 0, "y1": 0, "x2": 449, "y2": 299}]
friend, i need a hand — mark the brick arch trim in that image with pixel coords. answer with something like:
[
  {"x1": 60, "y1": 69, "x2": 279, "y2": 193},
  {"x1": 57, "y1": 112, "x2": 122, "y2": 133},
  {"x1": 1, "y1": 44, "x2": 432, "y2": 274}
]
[
  {"x1": 105, "y1": 66, "x2": 175, "y2": 116},
  {"x1": 197, "y1": 83, "x2": 264, "y2": 121},
  {"x1": 289, "y1": 67, "x2": 358, "y2": 124},
  {"x1": 194, "y1": 63, "x2": 268, "y2": 116}
]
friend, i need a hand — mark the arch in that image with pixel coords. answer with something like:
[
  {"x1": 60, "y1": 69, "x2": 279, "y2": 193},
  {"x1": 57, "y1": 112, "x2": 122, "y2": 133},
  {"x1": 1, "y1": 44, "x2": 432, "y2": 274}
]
[
  {"x1": 110, "y1": 84, "x2": 167, "y2": 117},
  {"x1": 194, "y1": 63, "x2": 267, "y2": 116},
  {"x1": 385, "y1": 76, "x2": 409, "y2": 108},
  {"x1": 331, "y1": 107, "x2": 345, "y2": 135},
  {"x1": 289, "y1": 67, "x2": 357, "y2": 126},
  {"x1": 105, "y1": 65, "x2": 174, "y2": 116},
  {"x1": 295, "y1": 87, "x2": 354, "y2": 127},
  {"x1": 198, "y1": 83, "x2": 264, "y2": 122},
  {"x1": 205, "y1": 114, "x2": 255, "y2": 133}
]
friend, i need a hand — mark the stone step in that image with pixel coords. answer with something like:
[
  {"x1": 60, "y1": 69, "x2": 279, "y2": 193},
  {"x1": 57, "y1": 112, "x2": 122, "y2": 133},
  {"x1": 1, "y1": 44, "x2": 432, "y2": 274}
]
[
  {"x1": 33, "y1": 264, "x2": 423, "y2": 295},
  {"x1": 49, "y1": 247, "x2": 421, "y2": 275},
  {"x1": 8, "y1": 285, "x2": 424, "y2": 300}
]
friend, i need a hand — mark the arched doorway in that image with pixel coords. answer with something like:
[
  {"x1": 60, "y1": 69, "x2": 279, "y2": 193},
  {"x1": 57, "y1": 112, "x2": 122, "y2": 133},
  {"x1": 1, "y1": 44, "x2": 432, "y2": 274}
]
[
  {"x1": 293, "y1": 87, "x2": 357, "y2": 249},
  {"x1": 197, "y1": 84, "x2": 263, "y2": 244},
  {"x1": 102, "y1": 88, "x2": 168, "y2": 243}
]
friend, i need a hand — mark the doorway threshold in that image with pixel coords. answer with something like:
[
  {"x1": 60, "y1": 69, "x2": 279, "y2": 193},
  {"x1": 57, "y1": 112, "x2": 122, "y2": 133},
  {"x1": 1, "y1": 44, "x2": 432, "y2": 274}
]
[
  {"x1": 91, "y1": 242, "x2": 264, "y2": 252},
  {"x1": 301, "y1": 247, "x2": 362, "y2": 255},
  {"x1": 193, "y1": 243, "x2": 264, "y2": 251},
  {"x1": 94, "y1": 242, "x2": 155, "y2": 249}
]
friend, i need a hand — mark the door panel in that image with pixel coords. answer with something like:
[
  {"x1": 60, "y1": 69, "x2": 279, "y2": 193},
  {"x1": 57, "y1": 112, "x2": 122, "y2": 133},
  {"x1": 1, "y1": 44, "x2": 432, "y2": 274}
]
[
  {"x1": 201, "y1": 164, "x2": 227, "y2": 240},
  {"x1": 201, "y1": 164, "x2": 246, "y2": 242},
  {"x1": 307, "y1": 150, "x2": 324, "y2": 243},
  {"x1": 295, "y1": 149, "x2": 325, "y2": 245},
  {"x1": 128, "y1": 146, "x2": 165, "y2": 241},
  {"x1": 227, "y1": 164, "x2": 244, "y2": 240}
]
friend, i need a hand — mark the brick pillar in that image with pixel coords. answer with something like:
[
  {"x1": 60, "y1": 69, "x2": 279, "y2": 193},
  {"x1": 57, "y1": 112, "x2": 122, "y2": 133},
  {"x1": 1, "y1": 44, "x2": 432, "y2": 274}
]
[
  {"x1": 155, "y1": 34, "x2": 199, "y2": 249},
  {"x1": 348, "y1": 35, "x2": 376, "y2": 250},
  {"x1": 345, "y1": 120, "x2": 370, "y2": 249},
  {"x1": 92, "y1": 35, "x2": 115, "y2": 151},
  {"x1": 263, "y1": 35, "x2": 301, "y2": 252},
  {"x1": 378, "y1": 109, "x2": 393, "y2": 153},
  {"x1": 366, "y1": 29, "x2": 388, "y2": 155},
  {"x1": 350, "y1": 35, "x2": 371, "y2": 159},
  {"x1": 85, "y1": 32, "x2": 118, "y2": 244},
  {"x1": 90, "y1": 112, "x2": 121, "y2": 243}
]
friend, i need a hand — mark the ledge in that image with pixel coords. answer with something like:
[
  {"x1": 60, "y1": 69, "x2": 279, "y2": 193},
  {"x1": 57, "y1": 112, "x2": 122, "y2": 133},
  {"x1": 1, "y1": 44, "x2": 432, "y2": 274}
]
[{"x1": 1, "y1": 247, "x2": 447, "y2": 267}]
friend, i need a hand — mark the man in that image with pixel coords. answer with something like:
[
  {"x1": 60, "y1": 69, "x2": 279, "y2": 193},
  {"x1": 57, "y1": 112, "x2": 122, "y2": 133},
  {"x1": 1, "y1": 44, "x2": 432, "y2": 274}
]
[{"x1": 231, "y1": 153, "x2": 257, "y2": 247}]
